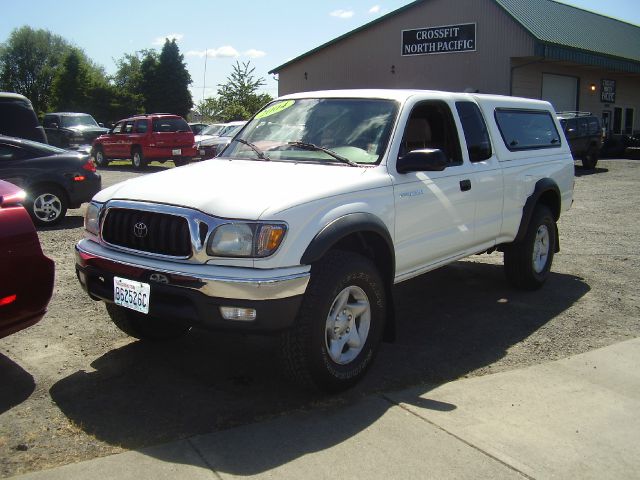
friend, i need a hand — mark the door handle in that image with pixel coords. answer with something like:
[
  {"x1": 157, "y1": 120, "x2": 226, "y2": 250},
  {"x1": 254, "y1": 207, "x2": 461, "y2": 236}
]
[{"x1": 460, "y1": 179, "x2": 471, "y2": 191}]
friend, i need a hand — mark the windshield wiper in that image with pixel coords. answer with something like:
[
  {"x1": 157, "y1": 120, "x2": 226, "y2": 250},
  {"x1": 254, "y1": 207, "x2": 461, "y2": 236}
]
[
  {"x1": 287, "y1": 141, "x2": 359, "y2": 167},
  {"x1": 234, "y1": 138, "x2": 270, "y2": 161}
]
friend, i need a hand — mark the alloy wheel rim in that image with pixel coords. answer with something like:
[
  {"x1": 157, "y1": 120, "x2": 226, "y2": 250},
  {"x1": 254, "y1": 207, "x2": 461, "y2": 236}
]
[
  {"x1": 33, "y1": 193, "x2": 62, "y2": 222},
  {"x1": 532, "y1": 224, "x2": 550, "y2": 273},
  {"x1": 325, "y1": 285, "x2": 371, "y2": 365}
]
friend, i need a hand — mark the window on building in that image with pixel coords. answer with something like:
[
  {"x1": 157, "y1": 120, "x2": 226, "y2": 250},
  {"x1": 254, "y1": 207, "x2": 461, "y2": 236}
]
[
  {"x1": 624, "y1": 108, "x2": 635, "y2": 135},
  {"x1": 495, "y1": 109, "x2": 561, "y2": 151}
]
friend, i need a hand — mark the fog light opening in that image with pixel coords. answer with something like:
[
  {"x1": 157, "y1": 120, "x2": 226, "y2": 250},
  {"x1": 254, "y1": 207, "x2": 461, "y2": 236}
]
[{"x1": 220, "y1": 306, "x2": 257, "y2": 322}]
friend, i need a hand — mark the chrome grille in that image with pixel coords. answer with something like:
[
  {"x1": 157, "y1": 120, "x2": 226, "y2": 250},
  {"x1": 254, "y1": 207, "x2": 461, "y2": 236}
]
[{"x1": 102, "y1": 208, "x2": 191, "y2": 257}]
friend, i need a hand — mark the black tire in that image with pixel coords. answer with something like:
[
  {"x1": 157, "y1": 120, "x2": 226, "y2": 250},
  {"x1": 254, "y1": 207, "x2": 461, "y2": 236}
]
[
  {"x1": 105, "y1": 303, "x2": 191, "y2": 341},
  {"x1": 504, "y1": 205, "x2": 556, "y2": 290},
  {"x1": 582, "y1": 146, "x2": 599, "y2": 169},
  {"x1": 173, "y1": 157, "x2": 189, "y2": 167},
  {"x1": 132, "y1": 148, "x2": 146, "y2": 170},
  {"x1": 280, "y1": 251, "x2": 386, "y2": 392},
  {"x1": 93, "y1": 146, "x2": 109, "y2": 168},
  {"x1": 27, "y1": 185, "x2": 68, "y2": 226}
]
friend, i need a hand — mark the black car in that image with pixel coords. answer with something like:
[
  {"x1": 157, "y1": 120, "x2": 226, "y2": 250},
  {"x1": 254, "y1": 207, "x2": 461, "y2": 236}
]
[
  {"x1": 42, "y1": 112, "x2": 108, "y2": 152},
  {"x1": 557, "y1": 112, "x2": 603, "y2": 169},
  {"x1": 0, "y1": 92, "x2": 48, "y2": 143},
  {"x1": 0, "y1": 135, "x2": 101, "y2": 226}
]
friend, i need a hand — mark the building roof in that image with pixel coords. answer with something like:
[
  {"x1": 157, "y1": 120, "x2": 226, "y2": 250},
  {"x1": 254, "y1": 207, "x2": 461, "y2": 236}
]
[
  {"x1": 270, "y1": 0, "x2": 640, "y2": 74},
  {"x1": 495, "y1": 0, "x2": 640, "y2": 63}
]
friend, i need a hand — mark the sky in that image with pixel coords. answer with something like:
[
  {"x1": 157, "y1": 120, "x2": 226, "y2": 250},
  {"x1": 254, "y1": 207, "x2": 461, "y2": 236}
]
[{"x1": 1, "y1": 0, "x2": 638, "y2": 106}]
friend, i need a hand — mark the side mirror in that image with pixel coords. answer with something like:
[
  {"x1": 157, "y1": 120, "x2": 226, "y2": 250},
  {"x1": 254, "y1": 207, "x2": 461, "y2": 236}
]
[
  {"x1": 50, "y1": 122, "x2": 59, "y2": 129},
  {"x1": 397, "y1": 148, "x2": 448, "y2": 173}
]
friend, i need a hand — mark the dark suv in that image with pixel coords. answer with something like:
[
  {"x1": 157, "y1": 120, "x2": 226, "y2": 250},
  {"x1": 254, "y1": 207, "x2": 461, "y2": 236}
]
[
  {"x1": 557, "y1": 112, "x2": 603, "y2": 169},
  {"x1": 43, "y1": 112, "x2": 108, "y2": 152},
  {"x1": 92, "y1": 114, "x2": 196, "y2": 169}
]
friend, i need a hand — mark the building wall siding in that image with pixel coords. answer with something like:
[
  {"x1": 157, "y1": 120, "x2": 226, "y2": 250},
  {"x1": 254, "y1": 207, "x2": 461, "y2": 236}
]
[{"x1": 277, "y1": 0, "x2": 536, "y2": 95}]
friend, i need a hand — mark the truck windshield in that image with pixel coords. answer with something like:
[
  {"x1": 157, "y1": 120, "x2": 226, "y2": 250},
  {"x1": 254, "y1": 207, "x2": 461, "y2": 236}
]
[
  {"x1": 61, "y1": 115, "x2": 99, "y2": 128},
  {"x1": 223, "y1": 98, "x2": 399, "y2": 165}
]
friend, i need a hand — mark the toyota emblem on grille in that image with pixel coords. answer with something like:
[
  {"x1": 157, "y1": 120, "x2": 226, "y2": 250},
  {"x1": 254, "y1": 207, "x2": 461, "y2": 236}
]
[{"x1": 133, "y1": 222, "x2": 148, "y2": 238}]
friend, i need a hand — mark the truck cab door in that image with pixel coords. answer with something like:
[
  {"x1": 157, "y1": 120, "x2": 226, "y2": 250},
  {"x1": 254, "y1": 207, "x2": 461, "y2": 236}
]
[{"x1": 391, "y1": 100, "x2": 478, "y2": 279}]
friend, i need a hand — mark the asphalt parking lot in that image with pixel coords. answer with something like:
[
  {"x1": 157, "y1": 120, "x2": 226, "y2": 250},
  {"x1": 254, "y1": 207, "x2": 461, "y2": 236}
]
[{"x1": 1, "y1": 159, "x2": 639, "y2": 478}]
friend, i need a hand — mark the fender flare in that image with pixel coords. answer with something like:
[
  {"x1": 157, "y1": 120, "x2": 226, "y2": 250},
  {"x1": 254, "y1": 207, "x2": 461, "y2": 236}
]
[
  {"x1": 300, "y1": 212, "x2": 394, "y2": 273},
  {"x1": 514, "y1": 178, "x2": 560, "y2": 245}
]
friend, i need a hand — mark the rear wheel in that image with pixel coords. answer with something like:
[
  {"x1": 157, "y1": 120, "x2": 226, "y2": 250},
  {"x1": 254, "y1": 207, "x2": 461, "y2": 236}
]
[
  {"x1": 105, "y1": 303, "x2": 191, "y2": 341},
  {"x1": 132, "y1": 148, "x2": 146, "y2": 170},
  {"x1": 173, "y1": 157, "x2": 189, "y2": 167},
  {"x1": 280, "y1": 251, "x2": 386, "y2": 392},
  {"x1": 582, "y1": 146, "x2": 599, "y2": 169},
  {"x1": 504, "y1": 205, "x2": 556, "y2": 290},
  {"x1": 27, "y1": 185, "x2": 68, "y2": 226}
]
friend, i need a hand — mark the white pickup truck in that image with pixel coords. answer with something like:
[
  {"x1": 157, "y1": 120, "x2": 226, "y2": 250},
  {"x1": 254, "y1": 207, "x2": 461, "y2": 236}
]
[{"x1": 76, "y1": 89, "x2": 574, "y2": 391}]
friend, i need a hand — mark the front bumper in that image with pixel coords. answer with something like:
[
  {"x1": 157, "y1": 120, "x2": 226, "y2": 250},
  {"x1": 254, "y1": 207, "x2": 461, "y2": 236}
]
[{"x1": 75, "y1": 241, "x2": 310, "y2": 332}]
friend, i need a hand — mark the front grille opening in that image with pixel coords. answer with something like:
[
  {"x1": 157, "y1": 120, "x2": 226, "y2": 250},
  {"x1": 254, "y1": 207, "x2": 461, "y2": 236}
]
[{"x1": 102, "y1": 208, "x2": 191, "y2": 257}]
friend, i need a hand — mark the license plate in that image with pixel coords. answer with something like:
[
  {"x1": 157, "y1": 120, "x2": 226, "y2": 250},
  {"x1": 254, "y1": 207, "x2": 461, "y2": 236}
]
[
  {"x1": 172, "y1": 149, "x2": 181, "y2": 155},
  {"x1": 199, "y1": 149, "x2": 205, "y2": 155},
  {"x1": 114, "y1": 276, "x2": 150, "y2": 314}
]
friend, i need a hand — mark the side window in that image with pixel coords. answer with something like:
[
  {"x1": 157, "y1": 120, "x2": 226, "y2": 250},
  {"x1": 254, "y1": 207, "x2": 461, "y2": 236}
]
[
  {"x1": 401, "y1": 100, "x2": 462, "y2": 165},
  {"x1": 588, "y1": 118, "x2": 600, "y2": 135},
  {"x1": 134, "y1": 120, "x2": 148, "y2": 133},
  {"x1": 123, "y1": 121, "x2": 135, "y2": 133},
  {"x1": 564, "y1": 118, "x2": 578, "y2": 139},
  {"x1": 495, "y1": 109, "x2": 561, "y2": 151},
  {"x1": 577, "y1": 118, "x2": 589, "y2": 137},
  {"x1": 455, "y1": 101, "x2": 492, "y2": 162},
  {"x1": 111, "y1": 122, "x2": 124, "y2": 134},
  {"x1": 43, "y1": 116, "x2": 56, "y2": 128}
]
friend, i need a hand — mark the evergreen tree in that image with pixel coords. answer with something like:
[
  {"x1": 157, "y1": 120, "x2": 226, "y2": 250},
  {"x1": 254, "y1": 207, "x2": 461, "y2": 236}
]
[
  {"x1": 139, "y1": 50, "x2": 159, "y2": 113},
  {"x1": 51, "y1": 49, "x2": 92, "y2": 111},
  {"x1": 153, "y1": 39, "x2": 193, "y2": 116}
]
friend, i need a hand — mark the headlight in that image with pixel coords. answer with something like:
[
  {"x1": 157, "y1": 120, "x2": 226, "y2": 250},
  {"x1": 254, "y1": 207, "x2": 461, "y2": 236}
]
[
  {"x1": 84, "y1": 202, "x2": 102, "y2": 235},
  {"x1": 207, "y1": 223, "x2": 286, "y2": 258}
]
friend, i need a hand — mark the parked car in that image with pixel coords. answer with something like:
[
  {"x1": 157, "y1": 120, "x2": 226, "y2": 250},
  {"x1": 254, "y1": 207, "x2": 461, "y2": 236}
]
[
  {"x1": 42, "y1": 112, "x2": 108, "y2": 152},
  {"x1": 0, "y1": 92, "x2": 47, "y2": 143},
  {"x1": 0, "y1": 179, "x2": 54, "y2": 339},
  {"x1": 188, "y1": 123, "x2": 209, "y2": 135},
  {"x1": 92, "y1": 114, "x2": 197, "y2": 169},
  {"x1": 75, "y1": 90, "x2": 573, "y2": 391},
  {"x1": 0, "y1": 136, "x2": 101, "y2": 225},
  {"x1": 195, "y1": 121, "x2": 246, "y2": 160},
  {"x1": 557, "y1": 111, "x2": 603, "y2": 169}
]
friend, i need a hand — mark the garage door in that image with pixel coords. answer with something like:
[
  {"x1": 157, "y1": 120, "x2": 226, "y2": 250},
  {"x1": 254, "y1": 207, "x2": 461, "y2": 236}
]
[{"x1": 542, "y1": 74, "x2": 578, "y2": 112}]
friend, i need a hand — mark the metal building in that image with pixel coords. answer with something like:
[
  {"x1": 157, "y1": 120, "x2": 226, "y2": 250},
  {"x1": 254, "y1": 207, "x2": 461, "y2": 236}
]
[{"x1": 270, "y1": 0, "x2": 640, "y2": 137}]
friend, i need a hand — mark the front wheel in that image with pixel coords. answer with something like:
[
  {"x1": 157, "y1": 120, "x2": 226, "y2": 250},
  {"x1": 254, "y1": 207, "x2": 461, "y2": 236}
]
[
  {"x1": 504, "y1": 205, "x2": 556, "y2": 290},
  {"x1": 280, "y1": 251, "x2": 386, "y2": 392},
  {"x1": 93, "y1": 147, "x2": 109, "y2": 167},
  {"x1": 105, "y1": 303, "x2": 191, "y2": 341}
]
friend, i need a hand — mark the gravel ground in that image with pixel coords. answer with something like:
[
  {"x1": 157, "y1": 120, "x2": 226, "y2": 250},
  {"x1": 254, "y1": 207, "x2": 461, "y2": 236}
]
[{"x1": 1, "y1": 159, "x2": 639, "y2": 477}]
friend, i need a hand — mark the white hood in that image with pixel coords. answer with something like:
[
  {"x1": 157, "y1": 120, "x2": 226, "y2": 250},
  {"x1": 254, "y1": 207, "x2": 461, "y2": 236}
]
[{"x1": 94, "y1": 159, "x2": 389, "y2": 220}]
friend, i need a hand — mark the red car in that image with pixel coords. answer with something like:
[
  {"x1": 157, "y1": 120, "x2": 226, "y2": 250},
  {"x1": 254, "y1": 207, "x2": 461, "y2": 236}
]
[
  {"x1": 92, "y1": 114, "x2": 196, "y2": 169},
  {"x1": 0, "y1": 179, "x2": 54, "y2": 338}
]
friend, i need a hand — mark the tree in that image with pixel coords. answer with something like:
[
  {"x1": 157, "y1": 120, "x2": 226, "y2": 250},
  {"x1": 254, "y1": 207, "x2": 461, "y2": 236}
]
[
  {"x1": 153, "y1": 39, "x2": 193, "y2": 116},
  {"x1": 112, "y1": 49, "x2": 155, "y2": 114},
  {"x1": 51, "y1": 49, "x2": 92, "y2": 111},
  {"x1": 0, "y1": 26, "x2": 71, "y2": 114},
  {"x1": 209, "y1": 61, "x2": 273, "y2": 122}
]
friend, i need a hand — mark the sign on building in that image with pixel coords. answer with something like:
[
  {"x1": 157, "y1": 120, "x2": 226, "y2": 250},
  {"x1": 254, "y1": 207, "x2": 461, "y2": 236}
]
[
  {"x1": 601, "y1": 79, "x2": 616, "y2": 103},
  {"x1": 401, "y1": 23, "x2": 476, "y2": 56}
]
